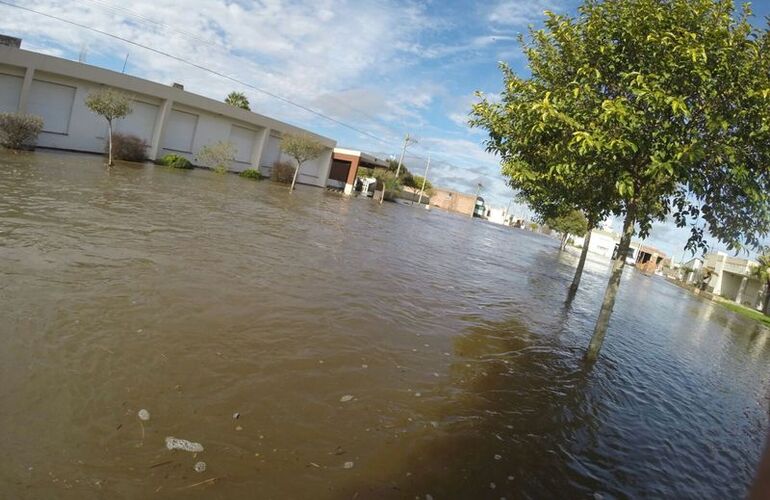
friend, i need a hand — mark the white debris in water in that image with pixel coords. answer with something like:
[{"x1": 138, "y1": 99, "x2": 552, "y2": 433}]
[
  {"x1": 426, "y1": 495, "x2": 434, "y2": 500},
  {"x1": 233, "y1": 412, "x2": 240, "y2": 420},
  {"x1": 494, "y1": 454, "x2": 502, "y2": 460},
  {"x1": 507, "y1": 475, "x2": 514, "y2": 481},
  {"x1": 343, "y1": 461, "x2": 354, "y2": 469},
  {"x1": 339, "y1": 395, "x2": 354, "y2": 402},
  {"x1": 361, "y1": 364, "x2": 368, "y2": 369},
  {"x1": 490, "y1": 482, "x2": 496, "y2": 489},
  {"x1": 165, "y1": 437, "x2": 204, "y2": 453},
  {"x1": 415, "y1": 392, "x2": 421, "y2": 397},
  {"x1": 194, "y1": 461, "x2": 206, "y2": 473},
  {"x1": 137, "y1": 409, "x2": 150, "y2": 421}
]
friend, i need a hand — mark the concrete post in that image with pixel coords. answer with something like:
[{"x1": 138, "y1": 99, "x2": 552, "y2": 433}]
[
  {"x1": 736, "y1": 276, "x2": 748, "y2": 305},
  {"x1": 148, "y1": 98, "x2": 173, "y2": 161},
  {"x1": 712, "y1": 254, "x2": 726, "y2": 296},
  {"x1": 17, "y1": 66, "x2": 34, "y2": 113},
  {"x1": 250, "y1": 127, "x2": 269, "y2": 171}
]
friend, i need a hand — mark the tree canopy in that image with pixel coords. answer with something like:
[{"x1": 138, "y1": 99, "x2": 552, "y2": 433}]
[
  {"x1": 472, "y1": 0, "x2": 770, "y2": 254},
  {"x1": 225, "y1": 91, "x2": 250, "y2": 110},
  {"x1": 545, "y1": 210, "x2": 589, "y2": 238},
  {"x1": 470, "y1": 0, "x2": 770, "y2": 361}
]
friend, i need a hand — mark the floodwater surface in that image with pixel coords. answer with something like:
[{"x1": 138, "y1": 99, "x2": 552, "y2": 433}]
[{"x1": 1, "y1": 151, "x2": 768, "y2": 499}]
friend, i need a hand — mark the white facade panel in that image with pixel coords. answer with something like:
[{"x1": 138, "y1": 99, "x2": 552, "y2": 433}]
[
  {"x1": 0, "y1": 73, "x2": 22, "y2": 112},
  {"x1": 114, "y1": 101, "x2": 158, "y2": 144},
  {"x1": 28, "y1": 79, "x2": 76, "y2": 134},
  {"x1": 229, "y1": 125, "x2": 256, "y2": 164},
  {"x1": 262, "y1": 134, "x2": 282, "y2": 167},
  {"x1": 162, "y1": 109, "x2": 197, "y2": 153}
]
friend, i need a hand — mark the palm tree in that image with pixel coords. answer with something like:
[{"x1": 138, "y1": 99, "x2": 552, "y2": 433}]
[
  {"x1": 752, "y1": 251, "x2": 770, "y2": 315},
  {"x1": 224, "y1": 91, "x2": 250, "y2": 111}
]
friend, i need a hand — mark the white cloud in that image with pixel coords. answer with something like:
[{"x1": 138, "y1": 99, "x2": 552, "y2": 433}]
[{"x1": 487, "y1": 0, "x2": 554, "y2": 27}]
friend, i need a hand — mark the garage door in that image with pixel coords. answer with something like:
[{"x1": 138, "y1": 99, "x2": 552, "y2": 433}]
[
  {"x1": 229, "y1": 125, "x2": 256, "y2": 164},
  {"x1": 28, "y1": 79, "x2": 76, "y2": 134},
  {"x1": 162, "y1": 109, "x2": 198, "y2": 153}
]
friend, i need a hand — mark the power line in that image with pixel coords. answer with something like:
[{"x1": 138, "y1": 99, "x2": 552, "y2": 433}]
[
  {"x1": 76, "y1": 0, "x2": 397, "y2": 133},
  {"x1": 0, "y1": 0, "x2": 396, "y2": 147},
  {"x1": 1, "y1": 0, "x2": 503, "y2": 194}
]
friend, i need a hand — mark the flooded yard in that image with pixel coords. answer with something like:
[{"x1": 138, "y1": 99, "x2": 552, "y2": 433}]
[{"x1": 1, "y1": 151, "x2": 768, "y2": 498}]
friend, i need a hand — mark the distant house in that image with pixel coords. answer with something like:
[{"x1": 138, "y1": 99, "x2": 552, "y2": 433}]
[
  {"x1": 680, "y1": 257, "x2": 704, "y2": 285},
  {"x1": 703, "y1": 252, "x2": 764, "y2": 307},
  {"x1": 430, "y1": 187, "x2": 480, "y2": 216},
  {"x1": 328, "y1": 148, "x2": 389, "y2": 194},
  {"x1": 572, "y1": 229, "x2": 619, "y2": 258},
  {"x1": 572, "y1": 229, "x2": 667, "y2": 272}
]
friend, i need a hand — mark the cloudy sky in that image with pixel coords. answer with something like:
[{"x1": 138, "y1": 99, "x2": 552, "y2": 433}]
[{"x1": 3, "y1": 0, "x2": 769, "y2": 259}]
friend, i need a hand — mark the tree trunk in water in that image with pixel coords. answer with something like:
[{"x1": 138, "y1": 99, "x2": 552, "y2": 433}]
[
  {"x1": 569, "y1": 229, "x2": 592, "y2": 295},
  {"x1": 289, "y1": 161, "x2": 301, "y2": 193},
  {"x1": 585, "y1": 207, "x2": 636, "y2": 363},
  {"x1": 560, "y1": 233, "x2": 568, "y2": 251},
  {"x1": 107, "y1": 121, "x2": 113, "y2": 166}
]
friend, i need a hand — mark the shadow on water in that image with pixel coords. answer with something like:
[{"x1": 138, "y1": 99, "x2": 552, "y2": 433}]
[{"x1": 338, "y1": 316, "x2": 606, "y2": 499}]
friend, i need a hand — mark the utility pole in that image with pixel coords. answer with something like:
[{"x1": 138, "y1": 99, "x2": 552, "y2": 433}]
[
  {"x1": 121, "y1": 52, "x2": 130, "y2": 73},
  {"x1": 472, "y1": 182, "x2": 482, "y2": 218},
  {"x1": 416, "y1": 154, "x2": 431, "y2": 206},
  {"x1": 381, "y1": 133, "x2": 416, "y2": 204}
]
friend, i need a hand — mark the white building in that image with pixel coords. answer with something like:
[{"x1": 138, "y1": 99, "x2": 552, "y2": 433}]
[
  {"x1": 572, "y1": 229, "x2": 619, "y2": 258},
  {"x1": 704, "y1": 252, "x2": 764, "y2": 307},
  {"x1": 485, "y1": 206, "x2": 508, "y2": 225},
  {"x1": 0, "y1": 44, "x2": 335, "y2": 186}
]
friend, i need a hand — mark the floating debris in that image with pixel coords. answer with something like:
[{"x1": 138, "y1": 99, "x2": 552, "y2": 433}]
[
  {"x1": 137, "y1": 409, "x2": 150, "y2": 421},
  {"x1": 165, "y1": 437, "x2": 204, "y2": 453},
  {"x1": 361, "y1": 364, "x2": 368, "y2": 369},
  {"x1": 415, "y1": 392, "x2": 421, "y2": 397},
  {"x1": 193, "y1": 461, "x2": 206, "y2": 473},
  {"x1": 507, "y1": 475, "x2": 514, "y2": 481},
  {"x1": 235, "y1": 426, "x2": 243, "y2": 431},
  {"x1": 339, "y1": 395, "x2": 354, "y2": 403},
  {"x1": 233, "y1": 412, "x2": 240, "y2": 420},
  {"x1": 490, "y1": 482, "x2": 496, "y2": 489},
  {"x1": 343, "y1": 461, "x2": 354, "y2": 469},
  {"x1": 494, "y1": 454, "x2": 502, "y2": 461}
]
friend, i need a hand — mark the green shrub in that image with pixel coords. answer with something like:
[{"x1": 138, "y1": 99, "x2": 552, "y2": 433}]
[
  {"x1": 109, "y1": 133, "x2": 147, "y2": 162},
  {"x1": 158, "y1": 154, "x2": 193, "y2": 169},
  {"x1": 196, "y1": 141, "x2": 236, "y2": 174},
  {"x1": 239, "y1": 168, "x2": 262, "y2": 180},
  {"x1": 0, "y1": 112, "x2": 44, "y2": 150},
  {"x1": 271, "y1": 160, "x2": 295, "y2": 183}
]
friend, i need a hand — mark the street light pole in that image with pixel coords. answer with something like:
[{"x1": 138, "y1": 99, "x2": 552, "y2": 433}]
[{"x1": 416, "y1": 154, "x2": 431, "y2": 206}]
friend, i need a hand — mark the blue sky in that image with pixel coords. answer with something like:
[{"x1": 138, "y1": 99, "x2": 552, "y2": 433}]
[{"x1": 4, "y1": 0, "x2": 770, "y2": 259}]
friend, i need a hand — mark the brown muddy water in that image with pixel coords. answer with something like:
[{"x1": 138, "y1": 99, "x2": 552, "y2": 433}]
[{"x1": 1, "y1": 150, "x2": 769, "y2": 499}]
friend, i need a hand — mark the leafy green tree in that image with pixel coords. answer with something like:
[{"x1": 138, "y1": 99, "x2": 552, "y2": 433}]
[
  {"x1": 280, "y1": 133, "x2": 327, "y2": 192},
  {"x1": 85, "y1": 88, "x2": 132, "y2": 166},
  {"x1": 471, "y1": 0, "x2": 770, "y2": 362},
  {"x1": 545, "y1": 209, "x2": 589, "y2": 250},
  {"x1": 225, "y1": 91, "x2": 250, "y2": 110},
  {"x1": 752, "y1": 251, "x2": 770, "y2": 315}
]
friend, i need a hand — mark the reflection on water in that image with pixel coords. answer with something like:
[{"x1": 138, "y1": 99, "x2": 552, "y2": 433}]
[{"x1": 0, "y1": 151, "x2": 768, "y2": 498}]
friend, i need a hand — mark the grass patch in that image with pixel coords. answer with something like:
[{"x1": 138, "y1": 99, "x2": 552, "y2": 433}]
[{"x1": 716, "y1": 299, "x2": 770, "y2": 327}]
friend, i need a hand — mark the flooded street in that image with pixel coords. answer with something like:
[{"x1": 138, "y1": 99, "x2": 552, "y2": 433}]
[{"x1": 1, "y1": 151, "x2": 769, "y2": 499}]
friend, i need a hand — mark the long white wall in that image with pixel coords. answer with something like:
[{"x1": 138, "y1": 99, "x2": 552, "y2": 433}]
[{"x1": 0, "y1": 46, "x2": 335, "y2": 187}]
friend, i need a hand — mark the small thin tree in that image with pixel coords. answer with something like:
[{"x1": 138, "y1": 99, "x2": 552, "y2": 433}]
[
  {"x1": 85, "y1": 88, "x2": 132, "y2": 166},
  {"x1": 280, "y1": 133, "x2": 327, "y2": 193}
]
